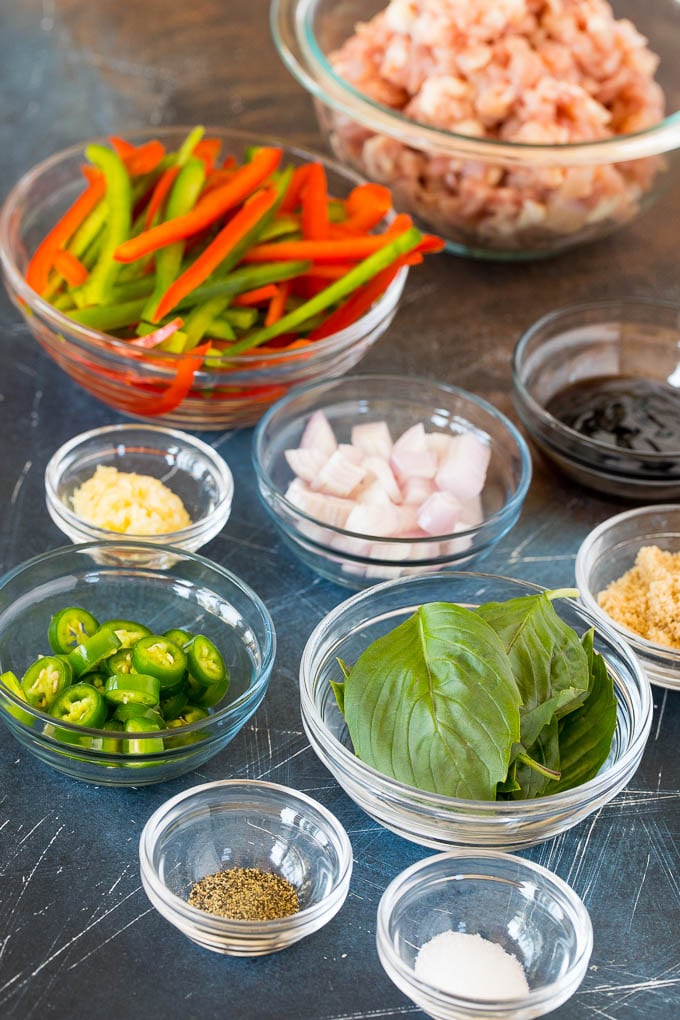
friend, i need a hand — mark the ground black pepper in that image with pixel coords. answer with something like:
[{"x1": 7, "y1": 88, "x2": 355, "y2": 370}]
[{"x1": 187, "y1": 866, "x2": 300, "y2": 921}]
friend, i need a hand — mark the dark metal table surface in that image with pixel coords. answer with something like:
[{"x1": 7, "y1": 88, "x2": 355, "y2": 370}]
[{"x1": 0, "y1": 3, "x2": 678, "y2": 1018}]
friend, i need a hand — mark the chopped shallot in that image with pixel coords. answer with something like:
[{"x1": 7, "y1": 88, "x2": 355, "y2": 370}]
[{"x1": 283, "y1": 411, "x2": 491, "y2": 563}]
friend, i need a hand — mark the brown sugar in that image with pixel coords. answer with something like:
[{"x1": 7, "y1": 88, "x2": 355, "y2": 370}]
[{"x1": 597, "y1": 545, "x2": 680, "y2": 649}]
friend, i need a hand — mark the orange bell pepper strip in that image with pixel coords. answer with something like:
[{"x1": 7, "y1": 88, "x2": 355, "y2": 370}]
[
  {"x1": 113, "y1": 147, "x2": 283, "y2": 263},
  {"x1": 152, "y1": 186, "x2": 279, "y2": 320},
  {"x1": 26, "y1": 171, "x2": 106, "y2": 295},
  {"x1": 52, "y1": 249, "x2": 89, "y2": 288},
  {"x1": 264, "y1": 281, "x2": 290, "y2": 326},
  {"x1": 232, "y1": 283, "x2": 280, "y2": 306},
  {"x1": 143, "y1": 166, "x2": 181, "y2": 229},
  {"x1": 301, "y1": 163, "x2": 330, "y2": 240}
]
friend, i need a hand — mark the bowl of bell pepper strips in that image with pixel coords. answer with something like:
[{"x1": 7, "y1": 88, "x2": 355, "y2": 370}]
[
  {"x1": 0, "y1": 541, "x2": 275, "y2": 786},
  {"x1": 0, "y1": 126, "x2": 443, "y2": 429}
]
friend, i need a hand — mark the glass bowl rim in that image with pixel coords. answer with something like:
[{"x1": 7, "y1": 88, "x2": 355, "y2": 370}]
[
  {"x1": 138, "y1": 777, "x2": 354, "y2": 931},
  {"x1": 44, "y1": 422, "x2": 234, "y2": 545},
  {"x1": 511, "y1": 296, "x2": 680, "y2": 466},
  {"x1": 252, "y1": 371, "x2": 533, "y2": 548},
  {"x1": 271, "y1": 0, "x2": 680, "y2": 167},
  {"x1": 299, "y1": 568, "x2": 653, "y2": 814},
  {"x1": 0, "y1": 124, "x2": 408, "y2": 375},
  {"x1": 0, "y1": 539, "x2": 276, "y2": 742},
  {"x1": 376, "y1": 847, "x2": 594, "y2": 1009},
  {"x1": 575, "y1": 503, "x2": 680, "y2": 664}
]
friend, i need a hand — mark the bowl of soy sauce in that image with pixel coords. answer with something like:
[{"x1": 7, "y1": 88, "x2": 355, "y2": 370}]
[{"x1": 511, "y1": 299, "x2": 680, "y2": 499}]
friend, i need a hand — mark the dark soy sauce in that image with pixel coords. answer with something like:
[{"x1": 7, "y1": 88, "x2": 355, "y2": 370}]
[{"x1": 545, "y1": 375, "x2": 680, "y2": 453}]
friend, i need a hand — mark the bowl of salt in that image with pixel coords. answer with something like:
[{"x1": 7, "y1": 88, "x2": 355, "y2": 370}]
[{"x1": 376, "y1": 850, "x2": 592, "y2": 1019}]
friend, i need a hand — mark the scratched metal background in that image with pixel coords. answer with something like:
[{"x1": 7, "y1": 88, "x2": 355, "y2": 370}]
[{"x1": 1, "y1": 2, "x2": 679, "y2": 1018}]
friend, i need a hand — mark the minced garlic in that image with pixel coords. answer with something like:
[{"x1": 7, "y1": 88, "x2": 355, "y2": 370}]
[
  {"x1": 71, "y1": 465, "x2": 192, "y2": 535},
  {"x1": 597, "y1": 545, "x2": 680, "y2": 649}
]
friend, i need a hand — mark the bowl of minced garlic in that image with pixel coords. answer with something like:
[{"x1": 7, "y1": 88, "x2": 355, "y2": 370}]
[
  {"x1": 576, "y1": 504, "x2": 680, "y2": 691},
  {"x1": 45, "y1": 424, "x2": 233, "y2": 566}
]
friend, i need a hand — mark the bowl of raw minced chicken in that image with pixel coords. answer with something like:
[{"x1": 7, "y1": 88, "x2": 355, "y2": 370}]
[{"x1": 273, "y1": 0, "x2": 680, "y2": 259}]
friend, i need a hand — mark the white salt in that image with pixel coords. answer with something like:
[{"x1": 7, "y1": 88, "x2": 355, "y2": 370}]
[{"x1": 414, "y1": 930, "x2": 530, "y2": 1001}]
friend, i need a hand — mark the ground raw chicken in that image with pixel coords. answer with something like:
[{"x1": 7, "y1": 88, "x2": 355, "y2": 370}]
[{"x1": 326, "y1": 0, "x2": 665, "y2": 249}]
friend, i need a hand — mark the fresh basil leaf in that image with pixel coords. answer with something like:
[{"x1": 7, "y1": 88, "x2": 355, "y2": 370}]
[
  {"x1": 342, "y1": 602, "x2": 521, "y2": 800},
  {"x1": 508, "y1": 719, "x2": 561, "y2": 799},
  {"x1": 549, "y1": 630, "x2": 617, "y2": 793},
  {"x1": 476, "y1": 591, "x2": 590, "y2": 749}
]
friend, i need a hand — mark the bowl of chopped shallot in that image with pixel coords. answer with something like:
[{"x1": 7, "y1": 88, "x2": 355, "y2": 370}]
[{"x1": 252, "y1": 373, "x2": 532, "y2": 588}]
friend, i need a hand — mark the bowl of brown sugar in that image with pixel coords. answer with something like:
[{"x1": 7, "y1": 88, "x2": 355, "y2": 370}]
[
  {"x1": 576, "y1": 504, "x2": 680, "y2": 690},
  {"x1": 138, "y1": 779, "x2": 353, "y2": 955}
]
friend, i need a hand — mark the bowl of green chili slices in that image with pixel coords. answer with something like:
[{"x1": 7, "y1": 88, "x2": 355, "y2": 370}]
[
  {"x1": 0, "y1": 127, "x2": 441, "y2": 429},
  {"x1": 299, "y1": 570, "x2": 653, "y2": 850},
  {"x1": 0, "y1": 541, "x2": 275, "y2": 785}
]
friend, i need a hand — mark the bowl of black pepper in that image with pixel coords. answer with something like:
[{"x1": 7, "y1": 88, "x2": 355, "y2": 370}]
[
  {"x1": 138, "y1": 779, "x2": 353, "y2": 955},
  {"x1": 512, "y1": 299, "x2": 680, "y2": 499}
]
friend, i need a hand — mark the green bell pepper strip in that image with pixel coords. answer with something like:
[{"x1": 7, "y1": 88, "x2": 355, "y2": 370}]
[
  {"x1": 48, "y1": 606, "x2": 100, "y2": 654},
  {"x1": 77, "y1": 144, "x2": 132, "y2": 305},
  {"x1": 131, "y1": 635, "x2": 187, "y2": 689},
  {"x1": 181, "y1": 294, "x2": 233, "y2": 349},
  {"x1": 175, "y1": 259, "x2": 311, "y2": 310},
  {"x1": 186, "y1": 635, "x2": 227, "y2": 687},
  {"x1": 68, "y1": 297, "x2": 147, "y2": 332},
  {"x1": 68, "y1": 627, "x2": 121, "y2": 677},
  {"x1": 227, "y1": 226, "x2": 422, "y2": 354},
  {"x1": 104, "y1": 673, "x2": 160, "y2": 707},
  {"x1": 49, "y1": 682, "x2": 108, "y2": 728},
  {"x1": 137, "y1": 157, "x2": 208, "y2": 330},
  {"x1": 221, "y1": 307, "x2": 258, "y2": 330},
  {"x1": 21, "y1": 655, "x2": 73, "y2": 710}
]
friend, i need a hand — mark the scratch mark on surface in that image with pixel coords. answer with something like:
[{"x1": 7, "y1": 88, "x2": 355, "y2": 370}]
[
  {"x1": 653, "y1": 688, "x2": 667, "y2": 740},
  {"x1": 0, "y1": 824, "x2": 64, "y2": 968},
  {"x1": 65, "y1": 907, "x2": 155, "y2": 971},
  {"x1": 10, "y1": 461, "x2": 32, "y2": 505},
  {"x1": 628, "y1": 853, "x2": 650, "y2": 930}
]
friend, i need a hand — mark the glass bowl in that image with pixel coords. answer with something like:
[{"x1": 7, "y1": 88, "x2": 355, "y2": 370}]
[
  {"x1": 252, "y1": 373, "x2": 531, "y2": 589},
  {"x1": 575, "y1": 504, "x2": 680, "y2": 691},
  {"x1": 376, "y1": 850, "x2": 593, "y2": 1020},
  {"x1": 138, "y1": 779, "x2": 353, "y2": 956},
  {"x1": 45, "y1": 424, "x2": 233, "y2": 567},
  {"x1": 512, "y1": 298, "x2": 680, "y2": 499},
  {"x1": 0, "y1": 127, "x2": 407, "y2": 430},
  {"x1": 0, "y1": 542, "x2": 275, "y2": 786},
  {"x1": 272, "y1": 0, "x2": 680, "y2": 260},
  {"x1": 299, "y1": 571, "x2": 652, "y2": 850}
]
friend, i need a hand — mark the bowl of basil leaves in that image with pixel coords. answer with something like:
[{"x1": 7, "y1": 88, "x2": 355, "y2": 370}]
[{"x1": 299, "y1": 571, "x2": 652, "y2": 850}]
